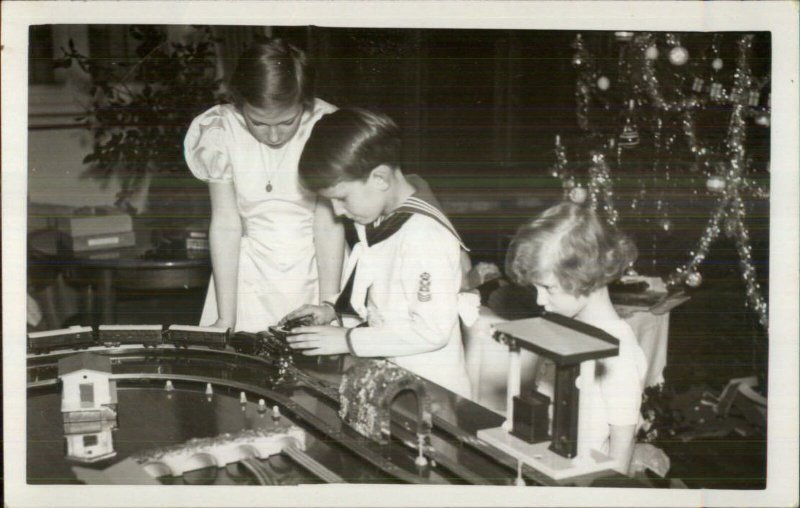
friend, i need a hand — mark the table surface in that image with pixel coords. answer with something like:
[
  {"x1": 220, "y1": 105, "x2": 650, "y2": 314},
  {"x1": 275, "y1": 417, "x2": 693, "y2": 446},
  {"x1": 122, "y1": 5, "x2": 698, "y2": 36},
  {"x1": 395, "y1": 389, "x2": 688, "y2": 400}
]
[{"x1": 25, "y1": 340, "x2": 638, "y2": 487}]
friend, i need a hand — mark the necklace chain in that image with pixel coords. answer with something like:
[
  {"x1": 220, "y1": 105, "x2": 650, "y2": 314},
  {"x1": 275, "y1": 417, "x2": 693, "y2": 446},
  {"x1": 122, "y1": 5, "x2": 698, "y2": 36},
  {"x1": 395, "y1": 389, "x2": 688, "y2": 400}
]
[{"x1": 261, "y1": 143, "x2": 289, "y2": 193}]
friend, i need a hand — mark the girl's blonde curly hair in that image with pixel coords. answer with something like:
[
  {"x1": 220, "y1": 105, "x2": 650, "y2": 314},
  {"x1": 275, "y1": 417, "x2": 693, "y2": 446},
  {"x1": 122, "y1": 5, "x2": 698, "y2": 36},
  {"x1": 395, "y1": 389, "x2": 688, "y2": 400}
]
[{"x1": 506, "y1": 201, "x2": 638, "y2": 297}]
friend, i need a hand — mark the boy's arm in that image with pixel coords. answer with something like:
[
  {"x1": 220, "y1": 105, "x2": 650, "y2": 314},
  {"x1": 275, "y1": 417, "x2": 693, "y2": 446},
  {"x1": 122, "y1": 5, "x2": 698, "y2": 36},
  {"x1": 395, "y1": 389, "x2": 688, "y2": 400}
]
[{"x1": 346, "y1": 219, "x2": 461, "y2": 357}]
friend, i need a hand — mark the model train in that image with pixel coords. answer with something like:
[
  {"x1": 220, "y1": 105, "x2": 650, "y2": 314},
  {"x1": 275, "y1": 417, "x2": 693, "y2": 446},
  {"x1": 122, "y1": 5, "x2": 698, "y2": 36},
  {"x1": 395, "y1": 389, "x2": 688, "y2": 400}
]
[{"x1": 26, "y1": 324, "x2": 269, "y2": 355}]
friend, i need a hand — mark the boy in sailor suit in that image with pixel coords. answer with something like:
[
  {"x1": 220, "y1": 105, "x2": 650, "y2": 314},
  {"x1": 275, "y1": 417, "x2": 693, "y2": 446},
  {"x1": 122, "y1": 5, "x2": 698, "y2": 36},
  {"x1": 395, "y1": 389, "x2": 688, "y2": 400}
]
[{"x1": 281, "y1": 108, "x2": 472, "y2": 398}]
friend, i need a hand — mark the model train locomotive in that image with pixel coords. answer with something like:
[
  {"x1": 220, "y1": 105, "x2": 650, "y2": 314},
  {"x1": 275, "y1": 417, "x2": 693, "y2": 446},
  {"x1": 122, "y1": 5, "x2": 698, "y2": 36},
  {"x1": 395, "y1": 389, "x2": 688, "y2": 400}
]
[{"x1": 26, "y1": 323, "x2": 301, "y2": 356}]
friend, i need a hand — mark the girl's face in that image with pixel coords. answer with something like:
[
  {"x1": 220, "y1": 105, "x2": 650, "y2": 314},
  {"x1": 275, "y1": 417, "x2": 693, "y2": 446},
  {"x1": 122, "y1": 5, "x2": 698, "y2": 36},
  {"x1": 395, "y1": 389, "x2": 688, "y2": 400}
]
[
  {"x1": 242, "y1": 102, "x2": 304, "y2": 148},
  {"x1": 533, "y1": 272, "x2": 587, "y2": 318}
]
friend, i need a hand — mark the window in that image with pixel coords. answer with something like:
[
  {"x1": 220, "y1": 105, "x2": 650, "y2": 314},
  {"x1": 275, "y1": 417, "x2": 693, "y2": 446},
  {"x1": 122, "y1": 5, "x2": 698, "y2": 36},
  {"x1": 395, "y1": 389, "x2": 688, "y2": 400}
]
[
  {"x1": 83, "y1": 434, "x2": 99, "y2": 447},
  {"x1": 79, "y1": 383, "x2": 94, "y2": 407}
]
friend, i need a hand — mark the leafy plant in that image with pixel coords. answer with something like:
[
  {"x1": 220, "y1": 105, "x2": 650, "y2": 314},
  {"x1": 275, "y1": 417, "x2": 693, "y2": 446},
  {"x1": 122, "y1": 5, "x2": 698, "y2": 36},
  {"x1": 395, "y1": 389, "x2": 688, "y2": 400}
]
[{"x1": 58, "y1": 25, "x2": 223, "y2": 217}]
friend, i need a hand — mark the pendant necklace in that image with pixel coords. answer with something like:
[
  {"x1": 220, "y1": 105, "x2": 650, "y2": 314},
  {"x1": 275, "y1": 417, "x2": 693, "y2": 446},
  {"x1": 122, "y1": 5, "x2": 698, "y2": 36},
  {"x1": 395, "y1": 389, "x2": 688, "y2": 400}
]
[{"x1": 262, "y1": 142, "x2": 289, "y2": 193}]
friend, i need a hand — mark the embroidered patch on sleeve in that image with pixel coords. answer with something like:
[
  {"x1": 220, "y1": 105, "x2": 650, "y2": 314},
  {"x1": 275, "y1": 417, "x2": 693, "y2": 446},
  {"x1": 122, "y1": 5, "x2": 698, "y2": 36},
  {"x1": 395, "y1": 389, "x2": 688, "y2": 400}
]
[{"x1": 417, "y1": 272, "x2": 432, "y2": 302}]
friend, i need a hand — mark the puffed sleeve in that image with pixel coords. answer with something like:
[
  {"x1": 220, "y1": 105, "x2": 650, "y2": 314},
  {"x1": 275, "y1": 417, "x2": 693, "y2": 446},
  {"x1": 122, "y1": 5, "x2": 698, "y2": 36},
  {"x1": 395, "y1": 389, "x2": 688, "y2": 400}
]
[
  {"x1": 347, "y1": 217, "x2": 462, "y2": 357},
  {"x1": 184, "y1": 106, "x2": 234, "y2": 182}
]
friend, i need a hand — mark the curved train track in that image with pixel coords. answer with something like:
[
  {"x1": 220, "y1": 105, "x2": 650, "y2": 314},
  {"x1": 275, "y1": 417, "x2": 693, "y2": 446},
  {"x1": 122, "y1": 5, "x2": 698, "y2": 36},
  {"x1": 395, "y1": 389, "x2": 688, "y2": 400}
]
[{"x1": 27, "y1": 345, "x2": 525, "y2": 485}]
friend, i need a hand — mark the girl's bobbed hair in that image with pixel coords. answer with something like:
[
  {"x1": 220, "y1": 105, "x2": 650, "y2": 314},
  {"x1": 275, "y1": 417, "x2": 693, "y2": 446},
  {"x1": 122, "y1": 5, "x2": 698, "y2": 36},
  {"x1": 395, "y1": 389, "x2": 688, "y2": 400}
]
[
  {"x1": 228, "y1": 38, "x2": 314, "y2": 110},
  {"x1": 505, "y1": 201, "x2": 638, "y2": 296},
  {"x1": 298, "y1": 108, "x2": 402, "y2": 191}
]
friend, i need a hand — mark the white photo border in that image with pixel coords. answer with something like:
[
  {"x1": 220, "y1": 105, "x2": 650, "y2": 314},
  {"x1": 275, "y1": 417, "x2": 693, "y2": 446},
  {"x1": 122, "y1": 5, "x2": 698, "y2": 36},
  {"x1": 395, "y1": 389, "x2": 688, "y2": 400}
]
[{"x1": 3, "y1": 2, "x2": 798, "y2": 507}]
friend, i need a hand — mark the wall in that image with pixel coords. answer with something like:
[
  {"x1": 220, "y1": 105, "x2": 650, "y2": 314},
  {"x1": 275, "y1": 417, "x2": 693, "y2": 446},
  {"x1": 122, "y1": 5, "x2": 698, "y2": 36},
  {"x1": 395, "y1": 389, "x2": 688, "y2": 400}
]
[{"x1": 27, "y1": 25, "x2": 196, "y2": 215}]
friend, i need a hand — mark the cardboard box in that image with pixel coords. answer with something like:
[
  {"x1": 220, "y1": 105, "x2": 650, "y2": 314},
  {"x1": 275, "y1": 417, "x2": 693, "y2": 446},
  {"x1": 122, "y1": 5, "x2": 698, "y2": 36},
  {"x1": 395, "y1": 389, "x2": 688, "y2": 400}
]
[
  {"x1": 58, "y1": 208, "x2": 133, "y2": 238},
  {"x1": 60, "y1": 230, "x2": 136, "y2": 253}
]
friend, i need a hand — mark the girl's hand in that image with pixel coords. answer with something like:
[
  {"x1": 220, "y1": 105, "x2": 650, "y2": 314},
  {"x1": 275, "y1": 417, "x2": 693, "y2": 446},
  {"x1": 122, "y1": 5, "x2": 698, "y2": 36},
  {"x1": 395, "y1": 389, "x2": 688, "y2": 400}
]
[
  {"x1": 279, "y1": 304, "x2": 336, "y2": 327},
  {"x1": 286, "y1": 326, "x2": 349, "y2": 355}
]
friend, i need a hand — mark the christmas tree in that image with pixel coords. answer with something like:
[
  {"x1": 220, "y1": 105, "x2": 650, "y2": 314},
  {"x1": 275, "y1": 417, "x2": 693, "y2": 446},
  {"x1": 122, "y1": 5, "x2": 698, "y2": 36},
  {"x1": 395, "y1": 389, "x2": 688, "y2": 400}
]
[{"x1": 552, "y1": 32, "x2": 770, "y2": 329}]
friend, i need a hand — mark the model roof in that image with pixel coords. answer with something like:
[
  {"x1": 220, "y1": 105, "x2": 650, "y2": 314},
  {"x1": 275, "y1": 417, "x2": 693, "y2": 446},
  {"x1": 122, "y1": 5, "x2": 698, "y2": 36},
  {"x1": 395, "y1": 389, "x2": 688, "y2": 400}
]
[{"x1": 58, "y1": 352, "x2": 112, "y2": 376}]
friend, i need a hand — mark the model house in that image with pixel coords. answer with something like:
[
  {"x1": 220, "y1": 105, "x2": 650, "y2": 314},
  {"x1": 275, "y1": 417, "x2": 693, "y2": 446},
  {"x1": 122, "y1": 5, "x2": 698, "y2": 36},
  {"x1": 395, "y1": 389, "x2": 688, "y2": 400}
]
[{"x1": 58, "y1": 353, "x2": 118, "y2": 463}]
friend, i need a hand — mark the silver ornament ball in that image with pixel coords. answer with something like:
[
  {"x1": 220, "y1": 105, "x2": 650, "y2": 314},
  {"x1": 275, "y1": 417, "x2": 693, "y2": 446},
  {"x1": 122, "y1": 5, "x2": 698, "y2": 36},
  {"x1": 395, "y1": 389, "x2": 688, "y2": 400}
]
[
  {"x1": 669, "y1": 46, "x2": 689, "y2": 66},
  {"x1": 686, "y1": 271, "x2": 703, "y2": 288},
  {"x1": 706, "y1": 175, "x2": 727, "y2": 193},
  {"x1": 569, "y1": 186, "x2": 588, "y2": 204}
]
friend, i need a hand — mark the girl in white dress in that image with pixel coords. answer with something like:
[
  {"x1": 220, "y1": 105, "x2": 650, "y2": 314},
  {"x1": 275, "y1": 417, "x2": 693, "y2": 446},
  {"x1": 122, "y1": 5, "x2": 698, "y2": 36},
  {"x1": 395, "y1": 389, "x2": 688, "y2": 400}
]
[
  {"x1": 184, "y1": 39, "x2": 344, "y2": 332},
  {"x1": 505, "y1": 202, "x2": 646, "y2": 475}
]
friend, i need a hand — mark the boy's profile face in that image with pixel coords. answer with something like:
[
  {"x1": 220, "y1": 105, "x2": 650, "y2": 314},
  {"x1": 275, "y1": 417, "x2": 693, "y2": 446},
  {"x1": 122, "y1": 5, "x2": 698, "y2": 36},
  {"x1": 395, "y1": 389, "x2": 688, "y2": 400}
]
[
  {"x1": 318, "y1": 172, "x2": 387, "y2": 225},
  {"x1": 533, "y1": 272, "x2": 587, "y2": 319}
]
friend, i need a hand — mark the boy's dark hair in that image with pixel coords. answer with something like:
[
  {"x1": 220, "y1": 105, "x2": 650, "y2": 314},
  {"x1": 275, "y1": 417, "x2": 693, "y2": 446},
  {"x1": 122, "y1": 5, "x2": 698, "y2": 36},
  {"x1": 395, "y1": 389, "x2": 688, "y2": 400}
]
[
  {"x1": 505, "y1": 201, "x2": 638, "y2": 296},
  {"x1": 228, "y1": 38, "x2": 314, "y2": 110},
  {"x1": 298, "y1": 108, "x2": 402, "y2": 191}
]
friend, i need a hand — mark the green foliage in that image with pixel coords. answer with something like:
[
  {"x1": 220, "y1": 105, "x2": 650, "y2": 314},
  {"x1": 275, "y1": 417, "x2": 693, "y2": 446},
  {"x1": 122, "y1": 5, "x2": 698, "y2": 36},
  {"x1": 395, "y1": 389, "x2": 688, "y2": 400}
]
[{"x1": 58, "y1": 26, "x2": 223, "y2": 210}]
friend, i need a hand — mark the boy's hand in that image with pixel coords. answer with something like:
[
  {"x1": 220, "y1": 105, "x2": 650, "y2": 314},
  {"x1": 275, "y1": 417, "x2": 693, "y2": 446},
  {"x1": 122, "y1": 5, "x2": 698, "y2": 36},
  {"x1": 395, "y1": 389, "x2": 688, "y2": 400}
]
[
  {"x1": 286, "y1": 326, "x2": 349, "y2": 355},
  {"x1": 279, "y1": 304, "x2": 336, "y2": 327}
]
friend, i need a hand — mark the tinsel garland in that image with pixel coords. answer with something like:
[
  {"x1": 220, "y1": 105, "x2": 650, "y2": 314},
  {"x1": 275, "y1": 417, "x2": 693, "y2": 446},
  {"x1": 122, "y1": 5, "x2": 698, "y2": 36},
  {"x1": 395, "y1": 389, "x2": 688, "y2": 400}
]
[
  {"x1": 587, "y1": 151, "x2": 619, "y2": 225},
  {"x1": 557, "y1": 32, "x2": 768, "y2": 329},
  {"x1": 635, "y1": 33, "x2": 705, "y2": 113},
  {"x1": 666, "y1": 35, "x2": 768, "y2": 328}
]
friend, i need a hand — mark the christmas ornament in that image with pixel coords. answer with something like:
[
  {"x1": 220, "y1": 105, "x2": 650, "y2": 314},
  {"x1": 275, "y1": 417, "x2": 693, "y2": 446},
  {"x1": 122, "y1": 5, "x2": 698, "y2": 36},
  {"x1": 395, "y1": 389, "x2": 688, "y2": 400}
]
[
  {"x1": 692, "y1": 77, "x2": 704, "y2": 92},
  {"x1": 712, "y1": 57, "x2": 724, "y2": 71},
  {"x1": 685, "y1": 271, "x2": 703, "y2": 288},
  {"x1": 645, "y1": 45, "x2": 659, "y2": 60},
  {"x1": 618, "y1": 99, "x2": 639, "y2": 147},
  {"x1": 754, "y1": 113, "x2": 770, "y2": 127},
  {"x1": 569, "y1": 186, "x2": 588, "y2": 204},
  {"x1": 706, "y1": 175, "x2": 726, "y2": 192},
  {"x1": 669, "y1": 46, "x2": 689, "y2": 66},
  {"x1": 614, "y1": 31, "x2": 634, "y2": 42},
  {"x1": 724, "y1": 218, "x2": 738, "y2": 238},
  {"x1": 709, "y1": 82, "x2": 724, "y2": 100},
  {"x1": 597, "y1": 76, "x2": 610, "y2": 91},
  {"x1": 619, "y1": 122, "x2": 639, "y2": 147},
  {"x1": 659, "y1": 219, "x2": 672, "y2": 232},
  {"x1": 747, "y1": 90, "x2": 760, "y2": 107}
]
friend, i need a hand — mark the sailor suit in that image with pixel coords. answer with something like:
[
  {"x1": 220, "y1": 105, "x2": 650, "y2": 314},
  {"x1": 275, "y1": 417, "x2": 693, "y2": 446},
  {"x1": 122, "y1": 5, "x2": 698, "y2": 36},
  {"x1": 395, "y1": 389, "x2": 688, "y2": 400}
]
[{"x1": 331, "y1": 194, "x2": 472, "y2": 398}]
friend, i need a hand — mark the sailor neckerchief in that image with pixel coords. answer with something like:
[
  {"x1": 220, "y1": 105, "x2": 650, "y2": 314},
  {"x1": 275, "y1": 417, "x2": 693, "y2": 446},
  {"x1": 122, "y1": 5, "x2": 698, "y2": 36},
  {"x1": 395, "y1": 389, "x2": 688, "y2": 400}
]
[{"x1": 334, "y1": 192, "x2": 468, "y2": 317}]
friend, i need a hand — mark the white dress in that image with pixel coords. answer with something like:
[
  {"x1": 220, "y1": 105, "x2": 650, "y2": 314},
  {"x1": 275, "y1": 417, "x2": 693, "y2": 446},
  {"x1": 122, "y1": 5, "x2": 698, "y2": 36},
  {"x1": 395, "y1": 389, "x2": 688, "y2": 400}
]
[
  {"x1": 535, "y1": 318, "x2": 647, "y2": 454},
  {"x1": 184, "y1": 98, "x2": 337, "y2": 332}
]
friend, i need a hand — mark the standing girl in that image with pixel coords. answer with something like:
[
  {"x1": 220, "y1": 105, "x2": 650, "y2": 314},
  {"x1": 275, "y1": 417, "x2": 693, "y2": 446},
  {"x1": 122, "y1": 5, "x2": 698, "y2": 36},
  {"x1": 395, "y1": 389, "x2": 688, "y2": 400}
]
[{"x1": 184, "y1": 39, "x2": 344, "y2": 332}]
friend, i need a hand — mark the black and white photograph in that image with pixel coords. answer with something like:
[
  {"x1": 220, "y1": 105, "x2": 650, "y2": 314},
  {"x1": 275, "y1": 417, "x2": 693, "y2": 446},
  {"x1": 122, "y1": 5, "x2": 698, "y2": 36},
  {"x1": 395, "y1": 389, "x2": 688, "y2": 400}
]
[{"x1": 3, "y1": 2, "x2": 798, "y2": 507}]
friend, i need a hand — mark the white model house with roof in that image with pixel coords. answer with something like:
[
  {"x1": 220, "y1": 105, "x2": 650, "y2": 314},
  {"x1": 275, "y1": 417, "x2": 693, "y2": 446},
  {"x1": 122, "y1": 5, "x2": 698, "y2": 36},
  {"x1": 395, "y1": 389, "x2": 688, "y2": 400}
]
[{"x1": 58, "y1": 352, "x2": 119, "y2": 463}]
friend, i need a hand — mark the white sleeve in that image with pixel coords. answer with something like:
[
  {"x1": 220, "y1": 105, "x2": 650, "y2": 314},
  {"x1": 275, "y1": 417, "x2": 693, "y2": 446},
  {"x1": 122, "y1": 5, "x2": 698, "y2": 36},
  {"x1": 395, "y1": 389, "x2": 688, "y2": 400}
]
[
  {"x1": 347, "y1": 218, "x2": 462, "y2": 357},
  {"x1": 184, "y1": 106, "x2": 234, "y2": 182},
  {"x1": 599, "y1": 342, "x2": 645, "y2": 426}
]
